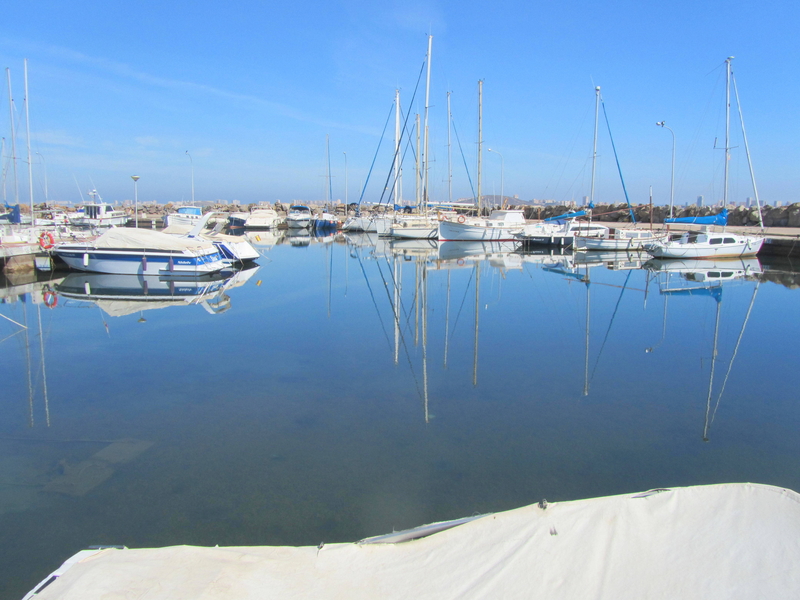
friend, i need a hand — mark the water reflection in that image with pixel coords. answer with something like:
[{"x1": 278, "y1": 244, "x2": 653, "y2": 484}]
[
  {"x1": 2, "y1": 239, "x2": 800, "y2": 598},
  {"x1": 643, "y1": 256, "x2": 762, "y2": 442},
  {"x1": 53, "y1": 266, "x2": 260, "y2": 318}
]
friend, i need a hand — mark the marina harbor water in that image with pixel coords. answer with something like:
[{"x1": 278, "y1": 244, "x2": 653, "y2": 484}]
[{"x1": 2, "y1": 237, "x2": 800, "y2": 597}]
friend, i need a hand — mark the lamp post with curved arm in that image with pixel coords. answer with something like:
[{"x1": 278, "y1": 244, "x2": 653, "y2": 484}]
[
  {"x1": 656, "y1": 121, "x2": 675, "y2": 219},
  {"x1": 487, "y1": 148, "x2": 504, "y2": 208}
]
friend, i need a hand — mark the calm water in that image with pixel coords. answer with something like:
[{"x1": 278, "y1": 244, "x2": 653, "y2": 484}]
[{"x1": 2, "y1": 235, "x2": 800, "y2": 597}]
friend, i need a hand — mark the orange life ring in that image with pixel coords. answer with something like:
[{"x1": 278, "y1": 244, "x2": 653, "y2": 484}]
[
  {"x1": 39, "y1": 231, "x2": 55, "y2": 250},
  {"x1": 457, "y1": 215, "x2": 466, "y2": 224},
  {"x1": 43, "y1": 290, "x2": 58, "y2": 308},
  {"x1": 457, "y1": 258, "x2": 465, "y2": 266}
]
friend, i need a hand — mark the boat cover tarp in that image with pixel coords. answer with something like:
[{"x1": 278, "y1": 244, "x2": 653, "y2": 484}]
[
  {"x1": 91, "y1": 228, "x2": 215, "y2": 252},
  {"x1": 28, "y1": 483, "x2": 800, "y2": 599},
  {"x1": 665, "y1": 209, "x2": 728, "y2": 225},
  {"x1": 545, "y1": 209, "x2": 587, "y2": 222}
]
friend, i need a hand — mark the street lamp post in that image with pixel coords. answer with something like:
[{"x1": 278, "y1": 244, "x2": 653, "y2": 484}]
[
  {"x1": 36, "y1": 152, "x2": 48, "y2": 205},
  {"x1": 343, "y1": 152, "x2": 348, "y2": 205},
  {"x1": 656, "y1": 121, "x2": 675, "y2": 219},
  {"x1": 487, "y1": 148, "x2": 504, "y2": 208},
  {"x1": 186, "y1": 151, "x2": 194, "y2": 204},
  {"x1": 131, "y1": 175, "x2": 140, "y2": 227}
]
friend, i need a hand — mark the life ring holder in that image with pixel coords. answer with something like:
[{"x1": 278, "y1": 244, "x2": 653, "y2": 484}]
[
  {"x1": 457, "y1": 215, "x2": 466, "y2": 224},
  {"x1": 39, "y1": 231, "x2": 55, "y2": 250},
  {"x1": 43, "y1": 290, "x2": 58, "y2": 308}
]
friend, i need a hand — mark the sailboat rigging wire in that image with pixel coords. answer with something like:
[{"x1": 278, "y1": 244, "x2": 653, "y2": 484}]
[
  {"x1": 600, "y1": 99, "x2": 636, "y2": 224},
  {"x1": 731, "y1": 72, "x2": 764, "y2": 229},
  {"x1": 361, "y1": 59, "x2": 426, "y2": 209},
  {"x1": 0, "y1": 329, "x2": 25, "y2": 345},
  {"x1": 450, "y1": 117, "x2": 476, "y2": 200},
  {"x1": 0, "y1": 312, "x2": 27, "y2": 328},
  {"x1": 450, "y1": 265, "x2": 477, "y2": 337},
  {"x1": 356, "y1": 102, "x2": 396, "y2": 207},
  {"x1": 591, "y1": 270, "x2": 632, "y2": 380},
  {"x1": 710, "y1": 281, "x2": 760, "y2": 425},
  {"x1": 353, "y1": 246, "x2": 393, "y2": 351},
  {"x1": 374, "y1": 254, "x2": 426, "y2": 401}
]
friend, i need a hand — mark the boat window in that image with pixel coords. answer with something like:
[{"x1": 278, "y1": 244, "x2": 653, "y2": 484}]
[
  {"x1": 723, "y1": 237, "x2": 736, "y2": 244},
  {"x1": 709, "y1": 238, "x2": 723, "y2": 245},
  {"x1": 687, "y1": 234, "x2": 699, "y2": 243},
  {"x1": 708, "y1": 272, "x2": 720, "y2": 278},
  {"x1": 721, "y1": 272, "x2": 734, "y2": 277}
]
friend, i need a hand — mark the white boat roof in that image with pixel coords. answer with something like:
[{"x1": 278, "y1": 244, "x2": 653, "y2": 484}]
[
  {"x1": 91, "y1": 228, "x2": 216, "y2": 252},
  {"x1": 27, "y1": 483, "x2": 800, "y2": 599}
]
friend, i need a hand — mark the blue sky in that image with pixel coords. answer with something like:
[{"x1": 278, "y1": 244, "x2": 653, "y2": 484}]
[{"x1": 1, "y1": 0, "x2": 797, "y2": 207}]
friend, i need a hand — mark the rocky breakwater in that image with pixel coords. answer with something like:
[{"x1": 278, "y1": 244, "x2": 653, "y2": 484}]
[{"x1": 519, "y1": 203, "x2": 800, "y2": 227}]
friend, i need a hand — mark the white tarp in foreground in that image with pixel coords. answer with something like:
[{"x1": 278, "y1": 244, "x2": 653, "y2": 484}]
[{"x1": 29, "y1": 483, "x2": 800, "y2": 599}]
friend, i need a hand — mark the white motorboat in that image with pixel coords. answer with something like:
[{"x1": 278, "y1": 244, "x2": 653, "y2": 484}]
[
  {"x1": 575, "y1": 227, "x2": 667, "y2": 251},
  {"x1": 516, "y1": 219, "x2": 609, "y2": 246},
  {"x1": 68, "y1": 200, "x2": 129, "y2": 228},
  {"x1": 244, "y1": 207, "x2": 283, "y2": 229},
  {"x1": 438, "y1": 209, "x2": 526, "y2": 242},
  {"x1": 286, "y1": 205, "x2": 312, "y2": 229},
  {"x1": 643, "y1": 229, "x2": 763, "y2": 259},
  {"x1": 54, "y1": 228, "x2": 230, "y2": 276},
  {"x1": 165, "y1": 212, "x2": 260, "y2": 264},
  {"x1": 389, "y1": 215, "x2": 440, "y2": 239},
  {"x1": 163, "y1": 206, "x2": 203, "y2": 228}
]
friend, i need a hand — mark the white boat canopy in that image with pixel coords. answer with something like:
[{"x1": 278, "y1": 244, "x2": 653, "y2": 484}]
[
  {"x1": 89, "y1": 228, "x2": 216, "y2": 252},
  {"x1": 26, "y1": 483, "x2": 800, "y2": 599}
]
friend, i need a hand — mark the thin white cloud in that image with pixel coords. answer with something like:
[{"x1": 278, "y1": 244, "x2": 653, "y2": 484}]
[{"x1": 0, "y1": 37, "x2": 380, "y2": 136}]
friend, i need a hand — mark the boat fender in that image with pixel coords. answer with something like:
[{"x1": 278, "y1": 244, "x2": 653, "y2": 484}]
[
  {"x1": 457, "y1": 215, "x2": 466, "y2": 224},
  {"x1": 38, "y1": 231, "x2": 55, "y2": 250},
  {"x1": 43, "y1": 290, "x2": 58, "y2": 308}
]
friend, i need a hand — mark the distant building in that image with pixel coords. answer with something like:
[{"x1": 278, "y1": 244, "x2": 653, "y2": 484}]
[
  {"x1": 583, "y1": 195, "x2": 590, "y2": 206},
  {"x1": 696, "y1": 195, "x2": 704, "y2": 208}
]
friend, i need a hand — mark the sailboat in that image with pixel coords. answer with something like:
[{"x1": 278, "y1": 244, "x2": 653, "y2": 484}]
[
  {"x1": 438, "y1": 81, "x2": 526, "y2": 242},
  {"x1": 313, "y1": 136, "x2": 341, "y2": 231},
  {"x1": 388, "y1": 36, "x2": 443, "y2": 240},
  {"x1": 644, "y1": 58, "x2": 764, "y2": 259}
]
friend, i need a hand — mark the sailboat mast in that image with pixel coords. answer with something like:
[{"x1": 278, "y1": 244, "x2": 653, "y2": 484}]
[
  {"x1": 325, "y1": 134, "x2": 332, "y2": 205},
  {"x1": 723, "y1": 57, "x2": 733, "y2": 208},
  {"x1": 589, "y1": 86, "x2": 600, "y2": 206},
  {"x1": 473, "y1": 261, "x2": 480, "y2": 386},
  {"x1": 394, "y1": 89, "x2": 402, "y2": 205},
  {"x1": 447, "y1": 91, "x2": 452, "y2": 204},
  {"x1": 6, "y1": 68, "x2": 19, "y2": 207},
  {"x1": 477, "y1": 80, "x2": 483, "y2": 215},
  {"x1": 24, "y1": 60, "x2": 35, "y2": 222},
  {"x1": 415, "y1": 114, "x2": 421, "y2": 210},
  {"x1": 393, "y1": 254, "x2": 400, "y2": 365},
  {"x1": 703, "y1": 293, "x2": 723, "y2": 441},
  {"x1": 423, "y1": 35, "x2": 432, "y2": 215}
]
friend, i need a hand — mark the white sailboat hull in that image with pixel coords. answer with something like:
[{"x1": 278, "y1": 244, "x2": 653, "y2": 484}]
[
  {"x1": 438, "y1": 220, "x2": 522, "y2": 242},
  {"x1": 645, "y1": 235, "x2": 763, "y2": 259}
]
